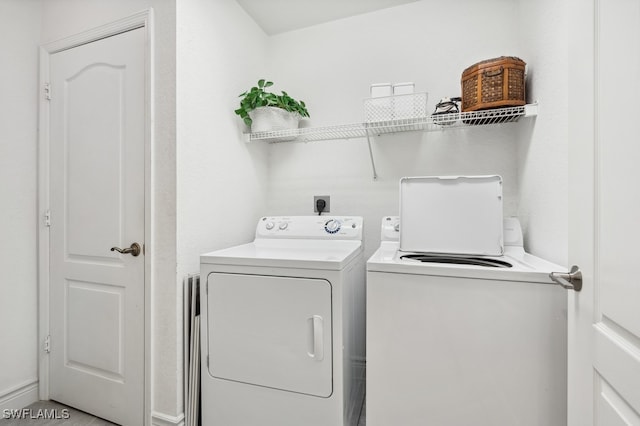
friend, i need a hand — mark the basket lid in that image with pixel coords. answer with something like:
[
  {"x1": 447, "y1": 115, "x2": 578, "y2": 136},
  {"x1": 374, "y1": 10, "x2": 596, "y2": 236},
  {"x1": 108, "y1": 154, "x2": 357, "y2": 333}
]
[
  {"x1": 399, "y1": 175, "x2": 504, "y2": 256},
  {"x1": 462, "y1": 56, "x2": 526, "y2": 76}
]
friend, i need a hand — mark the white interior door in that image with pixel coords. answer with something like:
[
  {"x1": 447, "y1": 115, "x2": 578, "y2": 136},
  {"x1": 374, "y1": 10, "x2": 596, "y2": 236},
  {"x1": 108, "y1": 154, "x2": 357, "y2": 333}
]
[
  {"x1": 48, "y1": 27, "x2": 145, "y2": 426},
  {"x1": 568, "y1": 1, "x2": 640, "y2": 424}
]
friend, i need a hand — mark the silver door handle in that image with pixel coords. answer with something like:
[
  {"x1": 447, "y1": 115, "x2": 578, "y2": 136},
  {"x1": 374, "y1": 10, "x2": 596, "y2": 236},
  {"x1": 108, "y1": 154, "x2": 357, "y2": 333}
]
[
  {"x1": 110, "y1": 242, "x2": 142, "y2": 257},
  {"x1": 549, "y1": 265, "x2": 582, "y2": 291}
]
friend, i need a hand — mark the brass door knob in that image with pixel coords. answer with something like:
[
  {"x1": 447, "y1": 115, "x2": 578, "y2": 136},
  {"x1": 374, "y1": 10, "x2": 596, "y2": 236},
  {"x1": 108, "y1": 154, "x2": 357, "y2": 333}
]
[{"x1": 110, "y1": 242, "x2": 142, "y2": 257}]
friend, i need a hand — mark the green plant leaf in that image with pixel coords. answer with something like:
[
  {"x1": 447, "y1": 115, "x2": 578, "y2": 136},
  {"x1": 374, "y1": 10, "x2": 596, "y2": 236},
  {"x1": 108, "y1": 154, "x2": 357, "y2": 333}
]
[{"x1": 235, "y1": 79, "x2": 310, "y2": 125}]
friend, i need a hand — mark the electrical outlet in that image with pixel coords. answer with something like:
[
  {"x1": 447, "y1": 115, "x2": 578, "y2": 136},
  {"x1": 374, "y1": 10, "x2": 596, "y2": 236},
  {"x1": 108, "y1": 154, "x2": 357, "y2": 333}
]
[{"x1": 314, "y1": 195, "x2": 330, "y2": 213}]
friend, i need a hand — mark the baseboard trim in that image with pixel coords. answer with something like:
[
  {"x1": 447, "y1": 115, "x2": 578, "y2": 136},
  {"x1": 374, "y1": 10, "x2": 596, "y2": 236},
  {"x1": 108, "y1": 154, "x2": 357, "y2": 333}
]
[
  {"x1": 0, "y1": 380, "x2": 39, "y2": 412},
  {"x1": 151, "y1": 411, "x2": 185, "y2": 426}
]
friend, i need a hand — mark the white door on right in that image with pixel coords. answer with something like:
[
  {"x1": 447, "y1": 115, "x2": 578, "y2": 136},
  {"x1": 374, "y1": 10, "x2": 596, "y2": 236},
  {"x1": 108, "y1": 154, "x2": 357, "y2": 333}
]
[{"x1": 568, "y1": 0, "x2": 640, "y2": 425}]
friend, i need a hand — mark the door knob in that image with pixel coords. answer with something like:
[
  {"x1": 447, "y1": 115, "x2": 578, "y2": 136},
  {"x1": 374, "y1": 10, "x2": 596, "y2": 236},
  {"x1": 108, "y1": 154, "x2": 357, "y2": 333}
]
[
  {"x1": 110, "y1": 242, "x2": 142, "y2": 257},
  {"x1": 549, "y1": 265, "x2": 582, "y2": 291}
]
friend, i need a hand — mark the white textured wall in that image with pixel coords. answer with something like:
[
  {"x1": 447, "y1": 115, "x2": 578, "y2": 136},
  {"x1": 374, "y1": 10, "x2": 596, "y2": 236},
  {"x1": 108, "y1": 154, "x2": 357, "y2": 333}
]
[
  {"x1": 176, "y1": 0, "x2": 268, "y2": 279},
  {"x1": 40, "y1": 0, "x2": 178, "y2": 420},
  {"x1": 264, "y1": 0, "x2": 523, "y2": 258},
  {"x1": 0, "y1": 0, "x2": 41, "y2": 410},
  {"x1": 516, "y1": 0, "x2": 569, "y2": 266}
]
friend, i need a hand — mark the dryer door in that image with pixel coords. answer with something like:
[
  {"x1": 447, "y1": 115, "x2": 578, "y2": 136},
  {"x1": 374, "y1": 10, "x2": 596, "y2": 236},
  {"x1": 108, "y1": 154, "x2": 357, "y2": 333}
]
[{"x1": 206, "y1": 273, "x2": 333, "y2": 397}]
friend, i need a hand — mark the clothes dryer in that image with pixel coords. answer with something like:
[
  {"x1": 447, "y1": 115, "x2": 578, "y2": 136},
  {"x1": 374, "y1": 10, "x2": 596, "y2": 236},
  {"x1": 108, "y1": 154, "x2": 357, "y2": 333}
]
[{"x1": 201, "y1": 216, "x2": 365, "y2": 426}]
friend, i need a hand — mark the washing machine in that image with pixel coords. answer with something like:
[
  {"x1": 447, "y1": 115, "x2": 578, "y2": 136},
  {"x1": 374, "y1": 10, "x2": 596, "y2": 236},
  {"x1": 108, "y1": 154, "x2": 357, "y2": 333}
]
[
  {"x1": 366, "y1": 176, "x2": 568, "y2": 426},
  {"x1": 200, "y1": 216, "x2": 365, "y2": 426}
]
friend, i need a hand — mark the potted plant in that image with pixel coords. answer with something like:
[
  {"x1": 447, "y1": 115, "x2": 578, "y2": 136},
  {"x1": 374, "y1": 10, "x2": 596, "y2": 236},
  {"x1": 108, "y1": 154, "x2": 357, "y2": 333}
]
[{"x1": 234, "y1": 79, "x2": 310, "y2": 132}]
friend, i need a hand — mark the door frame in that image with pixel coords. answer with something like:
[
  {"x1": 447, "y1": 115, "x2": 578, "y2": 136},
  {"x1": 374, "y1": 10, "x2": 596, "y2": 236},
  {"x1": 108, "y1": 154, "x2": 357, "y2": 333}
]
[
  {"x1": 37, "y1": 9, "x2": 154, "y2": 425},
  {"x1": 567, "y1": 0, "x2": 596, "y2": 423}
]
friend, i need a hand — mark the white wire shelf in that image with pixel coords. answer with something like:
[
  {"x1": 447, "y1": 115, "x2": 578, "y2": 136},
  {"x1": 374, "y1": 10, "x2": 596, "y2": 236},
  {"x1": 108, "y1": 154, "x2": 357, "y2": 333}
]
[{"x1": 245, "y1": 103, "x2": 538, "y2": 143}]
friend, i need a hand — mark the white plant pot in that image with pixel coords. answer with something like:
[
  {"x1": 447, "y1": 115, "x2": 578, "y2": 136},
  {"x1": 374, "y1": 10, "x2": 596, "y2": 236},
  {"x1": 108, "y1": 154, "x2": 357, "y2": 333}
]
[{"x1": 249, "y1": 106, "x2": 301, "y2": 133}]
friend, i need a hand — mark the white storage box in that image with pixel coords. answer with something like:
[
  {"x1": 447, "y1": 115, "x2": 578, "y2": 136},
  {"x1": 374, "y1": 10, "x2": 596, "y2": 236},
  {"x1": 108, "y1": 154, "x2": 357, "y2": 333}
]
[
  {"x1": 370, "y1": 83, "x2": 393, "y2": 98},
  {"x1": 392, "y1": 82, "x2": 415, "y2": 95},
  {"x1": 399, "y1": 175, "x2": 504, "y2": 256}
]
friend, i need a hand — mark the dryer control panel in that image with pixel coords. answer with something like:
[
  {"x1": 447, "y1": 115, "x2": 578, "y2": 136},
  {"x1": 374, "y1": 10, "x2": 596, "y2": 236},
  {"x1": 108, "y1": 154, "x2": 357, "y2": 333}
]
[{"x1": 257, "y1": 216, "x2": 363, "y2": 240}]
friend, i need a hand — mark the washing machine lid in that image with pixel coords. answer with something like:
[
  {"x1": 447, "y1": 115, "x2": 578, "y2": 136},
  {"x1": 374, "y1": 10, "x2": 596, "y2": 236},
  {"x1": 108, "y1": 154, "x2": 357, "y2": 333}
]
[
  {"x1": 400, "y1": 175, "x2": 504, "y2": 256},
  {"x1": 200, "y1": 239, "x2": 362, "y2": 270}
]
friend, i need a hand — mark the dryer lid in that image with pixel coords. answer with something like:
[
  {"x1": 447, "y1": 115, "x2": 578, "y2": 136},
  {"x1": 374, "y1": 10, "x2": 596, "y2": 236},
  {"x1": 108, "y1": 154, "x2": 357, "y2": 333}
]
[
  {"x1": 399, "y1": 175, "x2": 504, "y2": 256},
  {"x1": 200, "y1": 239, "x2": 362, "y2": 270}
]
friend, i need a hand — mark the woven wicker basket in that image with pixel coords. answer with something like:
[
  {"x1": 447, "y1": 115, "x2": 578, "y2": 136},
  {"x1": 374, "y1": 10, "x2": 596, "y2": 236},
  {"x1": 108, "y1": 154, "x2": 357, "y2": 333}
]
[{"x1": 461, "y1": 56, "x2": 526, "y2": 112}]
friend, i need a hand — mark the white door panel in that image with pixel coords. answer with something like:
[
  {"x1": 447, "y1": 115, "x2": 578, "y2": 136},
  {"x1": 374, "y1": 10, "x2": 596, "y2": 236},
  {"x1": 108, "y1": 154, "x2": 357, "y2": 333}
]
[
  {"x1": 49, "y1": 27, "x2": 145, "y2": 426},
  {"x1": 207, "y1": 273, "x2": 333, "y2": 398},
  {"x1": 597, "y1": 0, "x2": 640, "y2": 340},
  {"x1": 569, "y1": 0, "x2": 640, "y2": 424},
  {"x1": 65, "y1": 63, "x2": 125, "y2": 260},
  {"x1": 597, "y1": 378, "x2": 640, "y2": 425},
  {"x1": 594, "y1": 326, "x2": 640, "y2": 416},
  {"x1": 65, "y1": 280, "x2": 125, "y2": 379}
]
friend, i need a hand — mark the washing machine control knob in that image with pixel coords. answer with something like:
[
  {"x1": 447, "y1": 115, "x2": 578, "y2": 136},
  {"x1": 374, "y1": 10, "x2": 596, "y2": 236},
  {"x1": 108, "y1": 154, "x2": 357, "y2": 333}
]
[
  {"x1": 324, "y1": 219, "x2": 342, "y2": 234},
  {"x1": 278, "y1": 222, "x2": 289, "y2": 230},
  {"x1": 265, "y1": 221, "x2": 275, "y2": 230}
]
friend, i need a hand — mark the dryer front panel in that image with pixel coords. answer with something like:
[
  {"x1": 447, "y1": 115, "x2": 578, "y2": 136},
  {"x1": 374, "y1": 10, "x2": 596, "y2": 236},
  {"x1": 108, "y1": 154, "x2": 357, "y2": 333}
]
[{"x1": 206, "y1": 272, "x2": 333, "y2": 398}]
